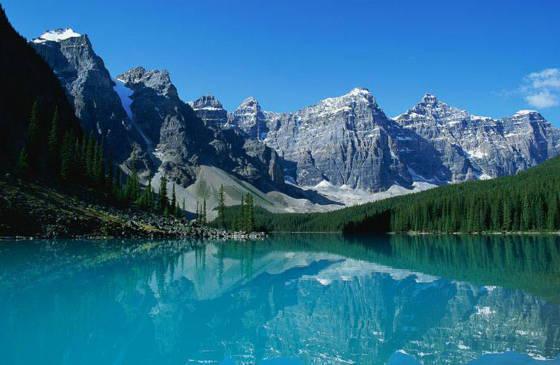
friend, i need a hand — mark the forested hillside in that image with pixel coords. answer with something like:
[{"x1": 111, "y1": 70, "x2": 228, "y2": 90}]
[
  {"x1": 226, "y1": 156, "x2": 560, "y2": 233},
  {"x1": 0, "y1": 6, "x2": 80, "y2": 170},
  {"x1": 0, "y1": 7, "x2": 193, "y2": 237}
]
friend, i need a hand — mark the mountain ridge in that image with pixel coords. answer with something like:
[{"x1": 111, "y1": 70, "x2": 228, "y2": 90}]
[{"x1": 29, "y1": 26, "x2": 560, "y2": 215}]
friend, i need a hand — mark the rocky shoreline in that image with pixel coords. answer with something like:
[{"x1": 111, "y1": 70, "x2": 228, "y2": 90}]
[{"x1": 0, "y1": 179, "x2": 265, "y2": 240}]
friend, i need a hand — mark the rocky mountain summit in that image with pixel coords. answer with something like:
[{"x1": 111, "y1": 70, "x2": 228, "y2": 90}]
[
  {"x1": 189, "y1": 95, "x2": 228, "y2": 128},
  {"x1": 113, "y1": 66, "x2": 287, "y2": 192},
  {"x1": 394, "y1": 94, "x2": 560, "y2": 181},
  {"x1": 31, "y1": 31, "x2": 302, "y2": 214},
  {"x1": 222, "y1": 88, "x2": 447, "y2": 191},
  {"x1": 31, "y1": 29, "x2": 139, "y2": 162},
  {"x1": 211, "y1": 89, "x2": 559, "y2": 195},
  {"x1": 30, "y1": 27, "x2": 560, "y2": 213},
  {"x1": 229, "y1": 96, "x2": 270, "y2": 140}
]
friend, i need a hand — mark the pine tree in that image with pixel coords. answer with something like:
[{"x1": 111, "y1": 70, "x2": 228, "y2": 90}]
[
  {"x1": 73, "y1": 138, "x2": 85, "y2": 183},
  {"x1": 94, "y1": 140, "x2": 104, "y2": 186},
  {"x1": 124, "y1": 169, "x2": 140, "y2": 204},
  {"x1": 47, "y1": 106, "x2": 59, "y2": 175},
  {"x1": 147, "y1": 179, "x2": 154, "y2": 209},
  {"x1": 15, "y1": 147, "x2": 29, "y2": 178},
  {"x1": 59, "y1": 132, "x2": 74, "y2": 182},
  {"x1": 502, "y1": 199, "x2": 512, "y2": 231},
  {"x1": 171, "y1": 183, "x2": 177, "y2": 216},
  {"x1": 521, "y1": 193, "x2": 531, "y2": 231},
  {"x1": 113, "y1": 169, "x2": 124, "y2": 204},
  {"x1": 85, "y1": 134, "x2": 96, "y2": 180},
  {"x1": 106, "y1": 158, "x2": 114, "y2": 195},
  {"x1": 202, "y1": 199, "x2": 207, "y2": 225},
  {"x1": 26, "y1": 100, "x2": 41, "y2": 176},
  {"x1": 218, "y1": 184, "x2": 226, "y2": 228},
  {"x1": 159, "y1": 174, "x2": 168, "y2": 214},
  {"x1": 245, "y1": 194, "x2": 255, "y2": 232},
  {"x1": 547, "y1": 195, "x2": 559, "y2": 230},
  {"x1": 240, "y1": 194, "x2": 245, "y2": 231}
]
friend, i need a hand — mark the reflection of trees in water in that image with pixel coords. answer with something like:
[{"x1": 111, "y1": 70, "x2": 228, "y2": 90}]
[
  {"x1": 0, "y1": 236, "x2": 559, "y2": 364},
  {"x1": 385, "y1": 235, "x2": 560, "y2": 302},
  {"x1": 234, "y1": 234, "x2": 560, "y2": 302}
]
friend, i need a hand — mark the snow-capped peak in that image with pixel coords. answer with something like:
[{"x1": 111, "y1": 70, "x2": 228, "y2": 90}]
[
  {"x1": 192, "y1": 95, "x2": 224, "y2": 110},
  {"x1": 32, "y1": 28, "x2": 82, "y2": 44},
  {"x1": 241, "y1": 96, "x2": 258, "y2": 104},
  {"x1": 348, "y1": 87, "x2": 372, "y2": 97},
  {"x1": 238, "y1": 96, "x2": 260, "y2": 110},
  {"x1": 421, "y1": 93, "x2": 438, "y2": 104},
  {"x1": 514, "y1": 109, "x2": 539, "y2": 116}
]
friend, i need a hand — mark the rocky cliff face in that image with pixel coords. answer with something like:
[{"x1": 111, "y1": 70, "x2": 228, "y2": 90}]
[
  {"x1": 30, "y1": 28, "x2": 560, "y2": 208},
  {"x1": 394, "y1": 94, "x2": 560, "y2": 181},
  {"x1": 229, "y1": 88, "x2": 449, "y2": 191},
  {"x1": 189, "y1": 95, "x2": 228, "y2": 128},
  {"x1": 31, "y1": 29, "x2": 139, "y2": 161},
  {"x1": 113, "y1": 67, "x2": 287, "y2": 190},
  {"x1": 230, "y1": 96, "x2": 269, "y2": 140},
  {"x1": 223, "y1": 90, "x2": 560, "y2": 193},
  {"x1": 31, "y1": 31, "x2": 288, "y2": 198}
]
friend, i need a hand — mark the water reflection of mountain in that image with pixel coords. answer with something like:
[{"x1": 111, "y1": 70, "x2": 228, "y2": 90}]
[{"x1": 0, "y1": 235, "x2": 559, "y2": 364}]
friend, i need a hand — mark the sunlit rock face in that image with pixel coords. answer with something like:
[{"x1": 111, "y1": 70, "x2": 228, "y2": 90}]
[
  {"x1": 227, "y1": 88, "x2": 560, "y2": 192},
  {"x1": 32, "y1": 27, "x2": 560, "y2": 202},
  {"x1": 394, "y1": 95, "x2": 560, "y2": 182},
  {"x1": 230, "y1": 96, "x2": 270, "y2": 140},
  {"x1": 229, "y1": 88, "x2": 449, "y2": 191},
  {"x1": 190, "y1": 95, "x2": 229, "y2": 128},
  {"x1": 31, "y1": 32, "x2": 288, "y2": 194},
  {"x1": 31, "y1": 30, "x2": 138, "y2": 161},
  {"x1": 227, "y1": 89, "x2": 559, "y2": 193}
]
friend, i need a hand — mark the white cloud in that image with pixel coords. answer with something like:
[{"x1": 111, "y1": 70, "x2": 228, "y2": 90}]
[
  {"x1": 525, "y1": 91, "x2": 559, "y2": 108},
  {"x1": 521, "y1": 68, "x2": 560, "y2": 109},
  {"x1": 526, "y1": 68, "x2": 560, "y2": 89}
]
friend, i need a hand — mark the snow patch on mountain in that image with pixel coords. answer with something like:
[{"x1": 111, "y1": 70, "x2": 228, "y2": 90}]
[
  {"x1": 32, "y1": 28, "x2": 81, "y2": 43},
  {"x1": 307, "y1": 180, "x2": 437, "y2": 206},
  {"x1": 515, "y1": 109, "x2": 539, "y2": 116},
  {"x1": 113, "y1": 79, "x2": 133, "y2": 119}
]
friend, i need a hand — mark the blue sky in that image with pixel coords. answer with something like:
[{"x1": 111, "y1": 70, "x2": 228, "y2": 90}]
[{"x1": 4, "y1": 0, "x2": 560, "y2": 123}]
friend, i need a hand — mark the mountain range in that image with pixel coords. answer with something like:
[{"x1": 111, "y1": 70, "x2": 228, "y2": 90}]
[{"x1": 29, "y1": 28, "x2": 560, "y2": 216}]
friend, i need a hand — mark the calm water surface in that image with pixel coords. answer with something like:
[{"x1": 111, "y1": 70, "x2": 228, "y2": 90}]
[{"x1": 1, "y1": 234, "x2": 560, "y2": 365}]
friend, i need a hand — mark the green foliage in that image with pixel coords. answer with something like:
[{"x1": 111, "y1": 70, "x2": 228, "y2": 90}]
[
  {"x1": 15, "y1": 147, "x2": 29, "y2": 178},
  {"x1": 159, "y1": 174, "x2": 168, "y2": 214},
  {"x1": 59, "y1": 132, "x2": 74, "y2": 182},
  {"x1": 218, "y1": 193, "x2": 256, "y2": 232},
  {"x1": 26, "y1": 100, "x2": 41, "y2": 174},
  {"x1": 47, "y1": 107, "x2": 59, "y2": 174},
  {"x1": 171, "y1": 183, "x2": 177, "y2": 216},
  {"x1": 0, "y1": 9, "x2": 174, "y2": 219},
  {"x1": 245, "y1": 194, "x2": 255, "y2": 232},
  {"x1": 124, "y1": 169, "x2": 140, "y2": 202},
  {"x1": 236, "y1": 157, "x2": 560, "y2": 233},
  {"x1": 202, "y1": 199, "x2": 207, "y2": 225},
  {"x1": 218, "y1": 184, "x2": 226, "y2": 228}
]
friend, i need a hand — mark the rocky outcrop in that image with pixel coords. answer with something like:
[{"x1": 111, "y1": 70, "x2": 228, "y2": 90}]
[
  {"x1": 115, "y1": 67, "x2": 288, "y2": 191},
  {"x1": 230, "y1": 88, "x2": 449, "y2": 191},
  {"x1": 190, "y1": 95, "x2": 228, "y2": 128},
  {"x1": 394, "y1": 94, "x2": 560, "y2": 181},
  {"x1": 230, "y1": 96, "x2": 269, "y2": 140},
  {"x1": 225, "y1": 89, "x2": 559, "y2": 192},
  {"x1": 31, "y1": 27, "x2": 560, "y2": 208},
  {"x1": 31, "y1": 29, "x2": 140, "y2": 161},
  {"x1": 31, "y1": 31, "x2": 292, "y2": 203}
]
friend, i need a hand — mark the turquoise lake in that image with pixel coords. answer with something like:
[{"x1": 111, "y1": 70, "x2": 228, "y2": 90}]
[{"x1": 1, "y1": 235, "x2": 560, "y2": 365}]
